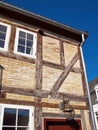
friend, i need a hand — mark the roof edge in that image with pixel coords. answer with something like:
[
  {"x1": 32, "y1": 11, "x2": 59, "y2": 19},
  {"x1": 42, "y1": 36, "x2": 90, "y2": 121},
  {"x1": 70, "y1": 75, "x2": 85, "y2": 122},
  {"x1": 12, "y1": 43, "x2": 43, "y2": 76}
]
[{"x1": 0, "y1": 1, "x2": 88, "y2": 42}]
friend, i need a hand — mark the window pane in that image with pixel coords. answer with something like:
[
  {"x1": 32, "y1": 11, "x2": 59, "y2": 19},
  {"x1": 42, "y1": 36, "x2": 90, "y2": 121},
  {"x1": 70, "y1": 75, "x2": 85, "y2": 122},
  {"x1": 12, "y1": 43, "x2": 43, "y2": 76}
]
[
  {"x1": 96, "y1": 112, "x2": 98, "y2": 116},
  {"x1": 17, "y1": 128, "x2": 28, "y2": 130},
  {"x1": 0, "y1": 32, "x2": 6, "y2": 40},
  {"x1": 19, "y1": 38, "x2": 25, "y2": 45},
  {"x1": 18, "y1": 45, "x2": 25, "y2": 53},
  {"x1": 3, "y1": 127, "x2": 15, "y2": 130},
  {"x1": 96, "y1": 116, "x2": 98, "y2": 123},
  {"x1": 27, "y1": 40, "x2": 33, "y2": 47},
  {"x1": 0, "y1": 40, "x2": 4, "y2": 48},
  {"x1": 19, "y1": 31, "x2": 26, "y2": 38},
  {"x1": 27, "y1": 33, "x2": 33, "y2": 40},
  {"x1": 18, "y1": 109, "x2": 29, "y2": 126},
  {"x1": 0, "y1": 25, "x2": 7, "y2": 32},
  {"x1": 26, "y1": 47, "x2": 32, "y2": 55},
  {"x1": 3, "y1": 108, "x2": 16, "y2": 125}
]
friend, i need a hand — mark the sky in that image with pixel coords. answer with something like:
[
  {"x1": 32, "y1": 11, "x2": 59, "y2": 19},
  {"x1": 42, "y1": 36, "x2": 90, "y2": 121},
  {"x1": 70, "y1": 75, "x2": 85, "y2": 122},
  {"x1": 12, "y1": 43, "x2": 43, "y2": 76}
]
[{"x1": 2, "y1": 0, "x2": 98, "y2": 82}]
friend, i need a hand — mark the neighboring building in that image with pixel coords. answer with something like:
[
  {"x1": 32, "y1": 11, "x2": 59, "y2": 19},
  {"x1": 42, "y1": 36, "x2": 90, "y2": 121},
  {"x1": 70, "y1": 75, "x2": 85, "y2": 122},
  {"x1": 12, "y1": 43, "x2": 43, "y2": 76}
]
[
  {"x1": 0, "y1": 1, "x2": 92, "y2": 130},
  {"x1": 89, "y1": 77, "x2": 98, "y2": 130}
]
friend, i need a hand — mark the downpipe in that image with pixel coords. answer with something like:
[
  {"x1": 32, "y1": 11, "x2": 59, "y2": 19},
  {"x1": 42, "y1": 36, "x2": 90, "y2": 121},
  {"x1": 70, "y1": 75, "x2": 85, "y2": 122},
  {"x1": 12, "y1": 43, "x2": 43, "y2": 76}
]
[{"x1": 80, "y1": 33, "x2": 96, "y2": 130}]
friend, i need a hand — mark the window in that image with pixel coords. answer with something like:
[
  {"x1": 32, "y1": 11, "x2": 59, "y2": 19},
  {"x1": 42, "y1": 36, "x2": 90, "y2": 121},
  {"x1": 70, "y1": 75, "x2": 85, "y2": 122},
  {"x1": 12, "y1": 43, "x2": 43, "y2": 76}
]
[
  {"x1": 94, "y1": 84, "x2": 98, "y2": 100},
  {"x1": 93, "y1": 105, "x2": 98, "y2": 129},
  {"x1": 14, "y1": 28, "x2": 37, "y2": 58},
  {"x1": 0, "y1": 104, "x2": 34, "y2": 130},
  {"x1": 0, "y1": 22, "x2": 11, "y2": 51},
  {"x1": 95, "y1": 112, "x2": 98, "y2": 123}
]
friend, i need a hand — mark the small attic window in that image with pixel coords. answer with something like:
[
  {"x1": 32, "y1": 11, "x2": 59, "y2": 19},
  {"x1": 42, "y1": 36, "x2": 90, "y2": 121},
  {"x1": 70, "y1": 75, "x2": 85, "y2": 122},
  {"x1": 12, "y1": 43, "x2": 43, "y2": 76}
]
[
  {"x1": 94, "y1": 84, "x2": 98, "y2": 100},
  {"x1": 14, "y1": 28, "x2": 37, "y2": 58},
  {"x1": 0, "y1": 22, "x2": 11, "y2": 51}
]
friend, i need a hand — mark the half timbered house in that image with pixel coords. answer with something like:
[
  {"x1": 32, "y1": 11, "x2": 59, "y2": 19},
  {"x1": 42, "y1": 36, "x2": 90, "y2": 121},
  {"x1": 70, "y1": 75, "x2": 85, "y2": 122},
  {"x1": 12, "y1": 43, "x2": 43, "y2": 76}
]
[
  {"x1": 89, "y1": 78, "x2": 98, "y2": 130},
  {"x1": 0, "y1": 1, "x2": 92, "y2": 130}
]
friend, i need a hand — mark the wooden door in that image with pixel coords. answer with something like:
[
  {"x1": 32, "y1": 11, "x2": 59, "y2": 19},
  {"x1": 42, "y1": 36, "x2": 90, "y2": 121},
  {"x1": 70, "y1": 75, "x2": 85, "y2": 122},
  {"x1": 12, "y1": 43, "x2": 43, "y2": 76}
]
[
  {"x1": 49, "y1": 125, "x2": 70, "y2": 130},
  {"x1": 44, "y1": 118, "x2": 82, "y2": 130}
]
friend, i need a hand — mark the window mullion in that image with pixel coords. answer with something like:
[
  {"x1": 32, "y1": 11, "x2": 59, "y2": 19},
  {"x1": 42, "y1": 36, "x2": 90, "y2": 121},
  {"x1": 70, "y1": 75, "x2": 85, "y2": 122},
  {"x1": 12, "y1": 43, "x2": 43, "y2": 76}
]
[
  {"x1": 15, "y1": 109, "x2": 18, "y2": 130},
  {"x1": 25, "y1": 32, "x2": 27, "y2": 54},
  {"x1": 0, "y1": 105, "x2": 4, "y2": 129}
]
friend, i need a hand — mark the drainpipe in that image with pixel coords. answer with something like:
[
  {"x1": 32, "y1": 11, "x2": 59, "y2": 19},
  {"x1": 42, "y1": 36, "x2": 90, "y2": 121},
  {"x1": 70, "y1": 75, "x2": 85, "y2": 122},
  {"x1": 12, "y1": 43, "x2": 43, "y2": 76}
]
[{"x1": 80, "y1": 33, "x2": 96, "y2": 130}]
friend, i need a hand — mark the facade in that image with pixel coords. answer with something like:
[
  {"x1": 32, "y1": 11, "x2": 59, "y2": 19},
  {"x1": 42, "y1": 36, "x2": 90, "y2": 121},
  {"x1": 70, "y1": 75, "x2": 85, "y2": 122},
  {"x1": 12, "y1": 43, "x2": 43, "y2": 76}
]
[
  {"x1": 89, "y1": 77, "x2": 98, "y2": 130},
  {"x1": 0, "y1": 1, "x2": 92, "y2": 130}
]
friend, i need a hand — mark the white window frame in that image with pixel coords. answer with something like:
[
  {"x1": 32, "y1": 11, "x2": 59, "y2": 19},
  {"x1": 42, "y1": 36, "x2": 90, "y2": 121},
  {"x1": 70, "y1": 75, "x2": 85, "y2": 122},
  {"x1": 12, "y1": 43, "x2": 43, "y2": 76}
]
[
  {"x1": 0, "y1": 104, "x2": 34, "y2": 130},
  {"x1": 0, "y1": 22, "x2": 11, "y2": 51},
  {"x1": 93, "y1": 104, "x2": 98, "y2": 130},
  {"x1": 14, "y1": 28, "x2": 37, "y2": 58}
]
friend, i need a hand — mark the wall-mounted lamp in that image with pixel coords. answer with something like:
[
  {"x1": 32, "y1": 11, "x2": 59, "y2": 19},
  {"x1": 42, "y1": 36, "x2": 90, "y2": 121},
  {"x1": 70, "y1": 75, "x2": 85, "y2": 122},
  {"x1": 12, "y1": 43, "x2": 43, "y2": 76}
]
[
  {"x1": 60, "y1": 99, "x2": 75, "y2": 120},
  {"x1": 0, "y1": 65, "x2": 4, "y2": 92}
]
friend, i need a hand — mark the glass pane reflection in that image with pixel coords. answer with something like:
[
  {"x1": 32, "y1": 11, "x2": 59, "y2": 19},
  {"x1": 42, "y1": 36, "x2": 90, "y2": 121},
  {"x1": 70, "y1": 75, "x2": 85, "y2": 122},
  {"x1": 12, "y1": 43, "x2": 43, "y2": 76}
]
[
  {"x1": 18, "y1": 109, "x2": 29, "y2": 126},
  {"x1": 3, "y1": 108, "x2": 16, "y2": 126}
]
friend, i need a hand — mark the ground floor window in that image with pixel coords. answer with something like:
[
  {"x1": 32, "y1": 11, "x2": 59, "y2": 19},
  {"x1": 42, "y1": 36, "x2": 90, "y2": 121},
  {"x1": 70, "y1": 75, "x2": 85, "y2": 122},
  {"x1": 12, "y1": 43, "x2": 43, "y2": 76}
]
[{"x1": 0, "y1": 104, "x2": 34, "y2": 130}]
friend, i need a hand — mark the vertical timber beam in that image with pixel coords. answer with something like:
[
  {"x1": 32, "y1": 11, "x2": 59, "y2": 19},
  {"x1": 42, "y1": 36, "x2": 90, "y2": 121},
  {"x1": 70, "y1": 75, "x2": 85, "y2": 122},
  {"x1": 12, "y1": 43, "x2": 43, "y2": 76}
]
[
  {"x1": 0, "y1": 65, "x2": 4, "y2": 92},
  {"x1": 35, "y1": 32, "x2": 43, "y2": 90},
  {"x1": 59, "y1": 40, "x2": 65, "y2": 66},
  {"x1": 34, "y1": 32, "x2": 43, "y2": 130},
  {"x1": 80, "y1": 110, "x2": 87, "y2": 130},
  {"x1": 80, "y1": 110, "x2": 92, "y2": 130},
  {"x1": 9, "y1": 25, "x2": 16, "y2": 52},
  {"x1": 78, "y1": 47, "x2": 87, "y2": 99}
]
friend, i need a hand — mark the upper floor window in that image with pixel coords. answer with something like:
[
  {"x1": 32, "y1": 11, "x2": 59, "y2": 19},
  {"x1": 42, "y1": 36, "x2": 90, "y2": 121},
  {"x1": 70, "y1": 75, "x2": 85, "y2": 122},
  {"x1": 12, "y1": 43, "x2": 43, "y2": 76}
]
[
  {"x1": 0, "y1": 104, "x2": 34, "y2": 130},
  {"x1": 93, "y1": 104, "x2": 98, "y2": 129},
  {"x1": 94, "y1": 84, "x2": 98, "y2": 100},
  {"x1": 0, "y1": 22, "x2": 11, "y2": 51},
  {"x1": 14, "y1": 28, "x2": 37, "y2": 58}
]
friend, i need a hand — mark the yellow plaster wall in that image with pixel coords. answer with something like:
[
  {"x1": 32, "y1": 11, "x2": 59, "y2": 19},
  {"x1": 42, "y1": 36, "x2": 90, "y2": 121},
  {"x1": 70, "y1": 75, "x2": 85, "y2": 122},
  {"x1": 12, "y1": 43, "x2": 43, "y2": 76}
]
[
  {"x1": 43, "y1": 36, "x2": 60, "y2": 64},
  {"x1": 0, "y1": 56, "x2": 35, "y2": 89}
]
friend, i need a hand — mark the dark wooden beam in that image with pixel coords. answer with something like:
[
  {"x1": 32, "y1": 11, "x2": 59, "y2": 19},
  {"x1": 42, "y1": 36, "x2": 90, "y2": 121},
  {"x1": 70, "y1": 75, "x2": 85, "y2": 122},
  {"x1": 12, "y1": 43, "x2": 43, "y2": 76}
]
[
  {"x1": 34, "y1": 32, "x2": 43, "y2": 130},
  {"x1": 43, "y1": 112, "x2": 81, "y2": 118},
  {"x1": 34, "y1": 97, "x2": 42, "y2": 130},
  {"x1": 41, "y1": 102, "x2": 88, "y2": 110},
  {"x1": 0, "y1": 97, "x2": 88, "y2": 110},
  {"x1": 43, "y1": 60, "x2": 65, "y2": 69},
  {"x1": 43, "y1": 60, "x2": 82, "y2": 73},
  {"x1": 0, "y1": 51, "x2": 35, "y2": 64},
  {"x1": 35, "y1": 33, "x2": 43, "y2": 90},
  {"x1": 2, "y1": 86, "x2": 86, "y2": 102},
  {"x1": 78, "y1": 47, "x2": 88, "y2": 105},
  {"x1": 59, "y1": 41, "x2": 65, "y2": 66},
  {"x1": 2, "y1": 86, "x2": 49, "y2": 98},
  {"x1": 8, "y1": 25, "x2": 16, "y2": 52},
  {"x1": 49, "y1": 91, "x2": 86, "y2": 102},
  {"x1": 50, "y1": 52, "x2": 79, "y2": 92},
  {"x1": 72, "y1": 68, "x2": 82, "y2": 73},
  {"x1": 0, "y1": 52, "x2": 81, "y2": 74}
]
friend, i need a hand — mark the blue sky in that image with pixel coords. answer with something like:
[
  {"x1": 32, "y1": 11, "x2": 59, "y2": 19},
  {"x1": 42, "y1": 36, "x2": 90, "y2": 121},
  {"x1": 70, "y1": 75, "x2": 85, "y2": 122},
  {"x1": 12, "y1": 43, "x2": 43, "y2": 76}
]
[{"x1": 3, "y1": 0, "x2": 98, "y2": 82}]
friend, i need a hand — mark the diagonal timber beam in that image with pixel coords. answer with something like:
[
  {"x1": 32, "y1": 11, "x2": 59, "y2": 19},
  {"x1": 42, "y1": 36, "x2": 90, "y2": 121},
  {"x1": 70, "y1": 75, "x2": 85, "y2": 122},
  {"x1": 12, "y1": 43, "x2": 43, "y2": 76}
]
[{"x1": 50, "y1": 52, "x2": 79, "y2": 92}]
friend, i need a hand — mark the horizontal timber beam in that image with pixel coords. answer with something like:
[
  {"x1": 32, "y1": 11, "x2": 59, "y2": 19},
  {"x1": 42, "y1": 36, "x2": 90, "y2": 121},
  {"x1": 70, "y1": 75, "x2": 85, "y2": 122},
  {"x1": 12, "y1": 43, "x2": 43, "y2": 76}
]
[
  {"x1": 0, "y1": 52, "x2": 81, "y2": 74},
  {"x1": 2, "y1": 86, "x2": 86, "y2": 102},
  {"x1": 43, "y1": 112, "x2": 81, "y2": 118},
  {"x1": 0, "y1": 97, "x2": 88, "y2": 110}
]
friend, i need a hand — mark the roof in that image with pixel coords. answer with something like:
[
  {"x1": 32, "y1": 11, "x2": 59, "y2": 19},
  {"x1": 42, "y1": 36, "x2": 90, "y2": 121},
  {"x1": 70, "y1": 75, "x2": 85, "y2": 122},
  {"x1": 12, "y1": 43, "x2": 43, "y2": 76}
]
[
  {"x1": 0, "y1": 1, "x2": 88, "y2": 43},
  {"x1": 89, "y1": 78, "x2": 98, "y2": 86}
]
